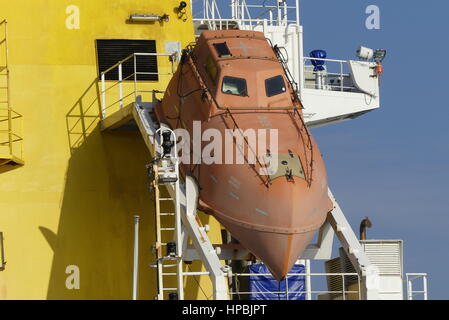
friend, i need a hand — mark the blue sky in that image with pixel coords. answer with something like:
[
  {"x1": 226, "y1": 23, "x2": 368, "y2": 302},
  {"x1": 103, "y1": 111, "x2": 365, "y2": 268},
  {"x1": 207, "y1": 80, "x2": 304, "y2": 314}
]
[
  {"x1": 205, "y1": 0, "x2": 449, "y2": 299},
  {"x1": 300, "y1": 0, "x2": 449, "y2": 299}
]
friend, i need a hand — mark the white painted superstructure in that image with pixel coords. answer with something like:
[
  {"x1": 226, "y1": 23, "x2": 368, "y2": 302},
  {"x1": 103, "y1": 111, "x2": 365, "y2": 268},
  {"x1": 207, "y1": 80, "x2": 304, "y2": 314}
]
[{"x1": 194, "y1": 0, "x2": 381, "y2": 128}]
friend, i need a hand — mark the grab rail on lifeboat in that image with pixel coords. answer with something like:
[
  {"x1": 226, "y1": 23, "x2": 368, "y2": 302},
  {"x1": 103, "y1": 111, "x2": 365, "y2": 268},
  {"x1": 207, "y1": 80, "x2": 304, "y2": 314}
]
[
  {"x1": 183, "y1": 48, "x2": 272, "y2": 188},
  {"x1": 183, "y1": 47, "x2": 314, "y2": 188},
  {"x1": 288, "y1": 108, "x2": 314, "y2": 187},
  {"x1": 220, "y1": 108, "x2": 272, "y2": 188}
]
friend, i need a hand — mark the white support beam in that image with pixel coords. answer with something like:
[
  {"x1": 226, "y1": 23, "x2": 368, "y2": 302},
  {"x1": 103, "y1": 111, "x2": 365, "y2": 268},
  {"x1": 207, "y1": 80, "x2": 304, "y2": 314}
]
[
  {"x1": 184, "y1": 244, "x2": 252, "y2": 261},
  {"x1": 327, "y1": 189, "x2": 380, "y2": 300},
  {"x1": 180, "y1": 177, "x2": 229, "y2": 300},
  {"x1": 299, "y1": 219, "x2": 334, "y2": 260},
  {"x1": 106, "y1": 98, "x2": 229, "y2": 300}
]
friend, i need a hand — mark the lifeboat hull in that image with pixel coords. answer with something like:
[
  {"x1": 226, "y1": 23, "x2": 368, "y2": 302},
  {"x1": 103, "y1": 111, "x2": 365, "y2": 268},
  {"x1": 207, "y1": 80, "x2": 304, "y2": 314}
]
[{"x1": 154, "y1": 30, "x2": 333, "y2": 280}]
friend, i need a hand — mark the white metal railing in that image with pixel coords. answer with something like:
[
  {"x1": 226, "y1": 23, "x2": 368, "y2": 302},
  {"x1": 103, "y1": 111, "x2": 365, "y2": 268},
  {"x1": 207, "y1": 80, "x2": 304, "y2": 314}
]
[
  {"x1": 196, "y1": 0, "x2": 300, "y2": 31},
  {"x1": 194, "y1": 18, "x2": 263, "y2": 32},
  {"x1": 230, "y1": 0, "x2": 300, "y2": 26},
  {"x1": 231, "y1": 272, "x2": 362, "y2": 300},
  {"x1": 406, "y1": 273, "x2": 428, "y2": 300},
  {"x1": 303, "y1": 57, "x2": 358, "y2": 92},
  {"x1": 100, "y1": 52, "x2": 178, "y2": 119},
  {"x1": 203, "y1": 0, "x2": 222, "y2": 21}
]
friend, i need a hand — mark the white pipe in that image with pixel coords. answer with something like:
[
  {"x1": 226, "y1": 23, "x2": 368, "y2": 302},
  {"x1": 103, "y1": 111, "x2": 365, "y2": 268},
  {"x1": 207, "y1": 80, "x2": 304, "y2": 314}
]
[
  {"x1": 101, "y1": 73, "x2": 106, "y2": 119},
  {"x1": 132, "y1": 215, "x2": 140, "y2": 300},
  {"x1": 277, "y1": 0, "x2": 281, "y2": 25},
  {"x1": 407, "y1": 279, "x2": 413, "y2": 300},
  {"x1": 133, "y1": 55, "x2": 137, "y2": 100},
  {"x1": 423, "y1": 276, "x2": 428, "y2": 300},
  {"x1": 296, "y1": 0, "x2": 300, "y2": 25},
  {"x1": 283, "y1": 1, "x2": 287, "y2": 25},
  {"x1": 305, "y1": 259, "x2": 312, "y2": 301},
  {"x1": 118, "y1": 63, "x2": 123, "y2": 109}
]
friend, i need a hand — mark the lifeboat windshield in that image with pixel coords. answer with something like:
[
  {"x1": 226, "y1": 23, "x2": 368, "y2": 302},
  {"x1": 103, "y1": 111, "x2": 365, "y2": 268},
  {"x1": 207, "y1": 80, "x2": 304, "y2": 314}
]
[
  {"x1": 265, "y1": 75, "x2": 287, "y2": 97},
  {"x1": 222, "y1": 76, "x2": 248, "y2": 97}
]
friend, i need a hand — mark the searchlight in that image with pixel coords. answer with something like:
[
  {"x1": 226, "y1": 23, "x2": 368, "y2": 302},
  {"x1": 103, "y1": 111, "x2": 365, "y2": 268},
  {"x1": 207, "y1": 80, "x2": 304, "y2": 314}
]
[{"x1": 357, "y1": 46, "x2": 387, "y2": 62}]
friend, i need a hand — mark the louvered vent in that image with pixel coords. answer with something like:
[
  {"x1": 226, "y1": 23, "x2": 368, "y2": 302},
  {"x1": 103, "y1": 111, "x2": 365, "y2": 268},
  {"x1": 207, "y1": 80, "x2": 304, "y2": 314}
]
[
  {"x1": 339, "y1": 247, "x2": 359, "y2": 286},
  {"x1": 361, "y1": 241, "x2": 403, "y2": 276},
  {"x1": 96, "y1": 39, "x2": 158, "y2": 81},
  {"x1": 324, "y1": 257, "x2": 343, "y2": 299}
]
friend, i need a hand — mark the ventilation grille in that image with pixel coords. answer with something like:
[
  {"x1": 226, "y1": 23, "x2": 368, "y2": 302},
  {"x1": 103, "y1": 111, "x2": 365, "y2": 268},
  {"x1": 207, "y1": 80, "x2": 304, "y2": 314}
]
[
  {"x1": 339, "y1": 248, "x2": 359, "y2": 286},
  {"x1": 96, "y1": 39, "x2": 158, "y2": 81},
  {"x1": 361, "y1": 241, "x2": 402, "y2": 276},
  {"x1": 325, "y1": 257, "x2": 343, "y2": 299}
]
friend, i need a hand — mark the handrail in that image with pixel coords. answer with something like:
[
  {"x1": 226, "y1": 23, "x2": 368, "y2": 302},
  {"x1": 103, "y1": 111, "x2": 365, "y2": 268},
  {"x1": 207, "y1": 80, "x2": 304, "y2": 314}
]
[
  {"x1": 220, "y1": 109, "x2": 272, "y2": 188},
  {"x1": 183, "y1": 48, "x2": 275, "y2": 188},
  {"x1": 100, "y1": 52, "x2": 177, "y2": 76},
  {"x1": 198, "y1": 0, "x2": 300, "y2": 30},
  {"x1": 305, "y1": 56, "x2": 349, "y2": 64},
  {"x1": 406, "y1": 273, "x2": 428, "y2": 300},
  {"x1": 231, "y1": 271, "x2": 361, "y2": 300},
  {"x1": 100, "y1": 52, "x2": 177, "y2": 118},
  {"x1": 275, "y1": 45, "x2": 314, "y2": 187},
  {"x1": 290, "y1": 108, "x2": 314, "y2": 187},
  {"x1": 303, "y1": 57, "x2": 359, "y2": 92},
  {"x1": 229, "y1": 0, "x2": 299, "y2": 26},
  {"x1": 183, "y1": 46, "x2": 314, "y2": 188}
]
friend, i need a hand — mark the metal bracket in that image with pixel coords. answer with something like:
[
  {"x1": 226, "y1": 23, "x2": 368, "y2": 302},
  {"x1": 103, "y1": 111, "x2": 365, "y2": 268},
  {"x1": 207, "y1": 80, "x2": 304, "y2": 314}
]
[{"x1": 178, "y1": 177, "x2": 229, "y2": 300}]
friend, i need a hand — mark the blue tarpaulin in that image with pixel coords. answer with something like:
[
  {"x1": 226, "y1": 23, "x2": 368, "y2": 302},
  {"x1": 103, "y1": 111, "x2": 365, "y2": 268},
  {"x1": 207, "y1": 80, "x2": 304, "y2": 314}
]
[{"x1": 249, "y1": 264, "x2": 306, "y2": 300}]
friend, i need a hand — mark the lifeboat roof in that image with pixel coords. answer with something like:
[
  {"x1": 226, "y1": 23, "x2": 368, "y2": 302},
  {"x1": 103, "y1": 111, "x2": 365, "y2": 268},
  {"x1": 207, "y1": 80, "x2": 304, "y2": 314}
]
[{"x1": 195, "y1": 30, "x2": 278, "y2": 62}]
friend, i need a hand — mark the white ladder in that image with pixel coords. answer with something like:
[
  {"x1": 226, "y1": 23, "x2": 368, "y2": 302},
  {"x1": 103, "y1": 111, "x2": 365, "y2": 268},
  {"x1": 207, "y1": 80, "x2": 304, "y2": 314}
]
[{"x1": 151, "y1": 128, "x2": 184, "y2": 300}]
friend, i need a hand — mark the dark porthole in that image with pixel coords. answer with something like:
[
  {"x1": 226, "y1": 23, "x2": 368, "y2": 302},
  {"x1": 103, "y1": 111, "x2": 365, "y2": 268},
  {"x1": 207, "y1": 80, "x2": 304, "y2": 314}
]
[{"x1": 265, "y1": 75, "x2": 287, "y2": 97}]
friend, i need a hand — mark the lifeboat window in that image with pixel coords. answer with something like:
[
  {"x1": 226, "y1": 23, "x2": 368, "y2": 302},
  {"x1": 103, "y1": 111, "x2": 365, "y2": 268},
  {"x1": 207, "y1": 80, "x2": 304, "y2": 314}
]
[
  {"x1": 222, "y1": 76, "x2": 248, "y2": 97},
  {"x1": 213, "y1": 42, "x2": 232, "y2": 57},
  {"x1": 265, "y1": 75, "x2": 287, "y2": 97}
]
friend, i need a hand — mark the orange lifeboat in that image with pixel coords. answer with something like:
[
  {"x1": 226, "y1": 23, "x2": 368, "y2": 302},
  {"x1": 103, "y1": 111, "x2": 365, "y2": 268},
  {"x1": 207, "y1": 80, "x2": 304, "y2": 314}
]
[{"x1": 154, "y1": 30, "x2": 333, "y2": 280}]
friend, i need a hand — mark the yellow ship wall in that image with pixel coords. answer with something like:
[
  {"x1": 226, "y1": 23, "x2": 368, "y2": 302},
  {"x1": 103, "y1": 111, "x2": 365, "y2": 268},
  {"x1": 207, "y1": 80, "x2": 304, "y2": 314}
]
[{"x1": 0, "y1": 0, "x2": 222, "y2": 300}]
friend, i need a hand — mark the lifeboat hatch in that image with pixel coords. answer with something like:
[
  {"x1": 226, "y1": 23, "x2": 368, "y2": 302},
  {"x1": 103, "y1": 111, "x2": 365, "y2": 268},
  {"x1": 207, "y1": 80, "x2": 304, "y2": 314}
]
[
  {"x1": 213, "y1": 42, "x2": 232, "y2": 57},
  {"x1": 264, "y1": 154, "x2": 305, "y2": 181}
]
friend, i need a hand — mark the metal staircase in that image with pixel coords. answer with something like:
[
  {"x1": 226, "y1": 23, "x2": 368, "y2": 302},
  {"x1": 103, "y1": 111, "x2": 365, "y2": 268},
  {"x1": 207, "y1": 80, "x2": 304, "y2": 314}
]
[
  {"x1": 100, "y1": 91, "x2": 230, "y2": 300},
  {"x1": 150, "y1": 128, "x2": 184, "y2": 300},
  {"x1": 0, "y1": 20, "x2": 23, "y2": 167}
]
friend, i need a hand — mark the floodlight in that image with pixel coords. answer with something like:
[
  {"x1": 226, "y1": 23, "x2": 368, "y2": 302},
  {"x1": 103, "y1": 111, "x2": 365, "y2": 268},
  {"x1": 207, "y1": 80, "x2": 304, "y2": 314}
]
[
  {"x1": 178, "y1": 1, "x2": 187, "y2": 11},
  {"x1": 129, "y1": 14, "x2": 169, "y2": 22},
  {"x1": 357, "y1": 46, "x2": 387, "y2": 62},
  {"x1": 357, "y1": 46, "x2": 374, "y2": 60}
]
